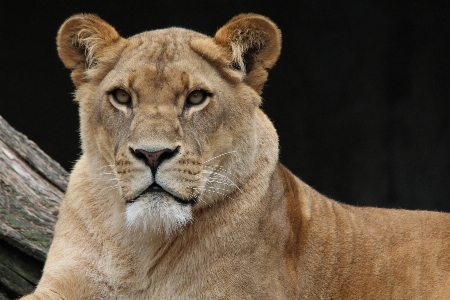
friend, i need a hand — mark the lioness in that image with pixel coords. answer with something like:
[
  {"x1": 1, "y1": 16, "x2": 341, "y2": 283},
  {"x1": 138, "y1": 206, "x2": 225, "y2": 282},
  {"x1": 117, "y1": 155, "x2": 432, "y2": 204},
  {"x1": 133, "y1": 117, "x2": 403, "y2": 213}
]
[{"x1": 21, "y1": 13, "x2": 450, "y2": 299}]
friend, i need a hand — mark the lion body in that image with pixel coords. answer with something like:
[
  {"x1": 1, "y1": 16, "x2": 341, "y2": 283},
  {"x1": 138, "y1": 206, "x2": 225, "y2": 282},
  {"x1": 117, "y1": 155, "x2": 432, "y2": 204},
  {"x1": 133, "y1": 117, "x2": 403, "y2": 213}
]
[{"x1": 22, "y1": 14, "x2": 450, "y2": 299}]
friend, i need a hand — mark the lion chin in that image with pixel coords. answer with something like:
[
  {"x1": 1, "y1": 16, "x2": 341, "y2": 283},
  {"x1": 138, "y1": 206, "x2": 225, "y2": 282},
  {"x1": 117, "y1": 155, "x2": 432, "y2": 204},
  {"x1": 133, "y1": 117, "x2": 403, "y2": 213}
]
[
  {"x1": 125, "y1": 193, "x2": 193, "y2": 237},
  {"x1": 125, "y1": 185, "x2": 193, "y2": 237}
]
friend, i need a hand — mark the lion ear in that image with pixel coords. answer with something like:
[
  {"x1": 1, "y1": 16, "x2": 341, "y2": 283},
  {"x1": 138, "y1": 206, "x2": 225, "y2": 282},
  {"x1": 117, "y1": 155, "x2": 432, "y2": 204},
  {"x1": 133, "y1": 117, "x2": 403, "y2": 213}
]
[
  {"x1": 57, "y1": 14, "x2": 125, "y2": 86},
  {"x1": 213, "y1": 14, "x2": 282, "y2": 94}
]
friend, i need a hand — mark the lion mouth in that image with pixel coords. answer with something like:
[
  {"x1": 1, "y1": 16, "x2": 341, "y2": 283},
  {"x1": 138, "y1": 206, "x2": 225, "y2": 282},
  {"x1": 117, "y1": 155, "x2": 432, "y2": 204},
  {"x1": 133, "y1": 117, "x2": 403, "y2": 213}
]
[{"x1": 127, "y1": 183, "x2": 195, "y2": 206}]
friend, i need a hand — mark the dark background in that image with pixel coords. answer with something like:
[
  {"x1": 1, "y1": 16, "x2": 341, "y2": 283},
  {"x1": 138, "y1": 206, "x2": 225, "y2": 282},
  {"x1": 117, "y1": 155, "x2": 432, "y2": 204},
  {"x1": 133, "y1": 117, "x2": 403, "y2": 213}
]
[{"x1": 1, "y1": 1, "x2": 449, "y2": 211}]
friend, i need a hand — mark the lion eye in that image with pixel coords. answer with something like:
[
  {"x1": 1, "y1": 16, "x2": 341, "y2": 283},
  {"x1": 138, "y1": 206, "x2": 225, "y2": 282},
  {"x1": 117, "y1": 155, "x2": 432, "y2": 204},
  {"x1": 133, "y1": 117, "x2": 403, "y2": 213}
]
[
  {"x1": 112, "y1": 89, "x2": 131, "y2": 104},
  {"x1": 187, "y1": 90, "x2": 207, "y2": 106}
]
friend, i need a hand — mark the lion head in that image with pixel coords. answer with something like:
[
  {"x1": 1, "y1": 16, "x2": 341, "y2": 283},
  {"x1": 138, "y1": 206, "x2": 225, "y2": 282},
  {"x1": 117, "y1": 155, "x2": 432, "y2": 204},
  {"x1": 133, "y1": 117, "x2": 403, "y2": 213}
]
[{"x1": 57, "y1": 14, "x2": 281, "y2": 237}]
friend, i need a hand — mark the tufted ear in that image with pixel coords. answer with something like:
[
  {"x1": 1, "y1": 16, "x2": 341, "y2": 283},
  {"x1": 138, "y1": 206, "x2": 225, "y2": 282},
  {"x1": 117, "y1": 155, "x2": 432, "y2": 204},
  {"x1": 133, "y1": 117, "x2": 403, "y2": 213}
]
[
  {"x1": 192, "y1": 14, "x2": 281, "y2": 95},
  {"x1": 57, "y1": 14, "x2": 126, "y2": 86}
]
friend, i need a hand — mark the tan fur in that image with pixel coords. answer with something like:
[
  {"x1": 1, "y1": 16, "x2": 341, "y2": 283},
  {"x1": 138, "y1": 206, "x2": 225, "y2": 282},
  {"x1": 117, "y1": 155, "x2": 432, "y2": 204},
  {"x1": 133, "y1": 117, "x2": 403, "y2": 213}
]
[{"x1": 21, "y1": 14, "x2": 450, "y2": 299}]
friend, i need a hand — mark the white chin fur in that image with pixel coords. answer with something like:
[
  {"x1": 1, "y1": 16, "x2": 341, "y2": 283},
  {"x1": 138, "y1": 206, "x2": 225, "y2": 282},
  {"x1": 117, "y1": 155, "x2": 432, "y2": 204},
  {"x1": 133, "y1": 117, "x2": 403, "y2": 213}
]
[{"x1": 125, "y1": 195, "x2": 193, "y2": 237}]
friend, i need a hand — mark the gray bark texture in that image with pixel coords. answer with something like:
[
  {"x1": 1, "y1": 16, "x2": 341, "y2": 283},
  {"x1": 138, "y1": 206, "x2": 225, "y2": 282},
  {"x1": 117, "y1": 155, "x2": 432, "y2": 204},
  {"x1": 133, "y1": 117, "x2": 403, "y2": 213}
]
[{"x1": 0, "y1": 115, "x2": 68, "y2": 299}]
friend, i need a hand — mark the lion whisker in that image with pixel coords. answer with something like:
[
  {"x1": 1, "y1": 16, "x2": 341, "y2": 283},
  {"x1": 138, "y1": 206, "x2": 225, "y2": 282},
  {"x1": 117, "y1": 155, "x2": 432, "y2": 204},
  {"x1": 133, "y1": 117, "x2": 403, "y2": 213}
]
[
  {"x1": 192, "y1": 186, "x2": 235, "y2": 200},
  {"x1": 97, "y1": 185, "x2": 121, "y2": 198},
  {"x1": 201, "y1": 165, "x2": 240, "y2": 181},
  {"x1": 201, "y1": 151, "x2": 239, "y2": 164},
  {"x1": 192, "y1": 187, "x2": 235, "y2": 201},
  {"x1": 199, "y1": 170, "x2": 242, "y2": 192}
]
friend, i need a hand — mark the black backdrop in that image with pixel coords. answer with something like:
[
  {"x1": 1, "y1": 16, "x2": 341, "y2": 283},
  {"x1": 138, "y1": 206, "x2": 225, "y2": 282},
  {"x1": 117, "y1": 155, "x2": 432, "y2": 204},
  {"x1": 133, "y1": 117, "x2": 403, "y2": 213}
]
[{"x1": 1, "y1": 1, "x2": 449, "y2": 211}]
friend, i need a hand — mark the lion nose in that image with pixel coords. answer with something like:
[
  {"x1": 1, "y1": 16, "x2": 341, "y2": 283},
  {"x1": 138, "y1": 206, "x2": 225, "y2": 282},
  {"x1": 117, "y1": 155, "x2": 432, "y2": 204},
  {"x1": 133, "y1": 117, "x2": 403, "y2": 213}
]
[{"x1": 132, "y1": 147, "x2": 179, "y2": 175}]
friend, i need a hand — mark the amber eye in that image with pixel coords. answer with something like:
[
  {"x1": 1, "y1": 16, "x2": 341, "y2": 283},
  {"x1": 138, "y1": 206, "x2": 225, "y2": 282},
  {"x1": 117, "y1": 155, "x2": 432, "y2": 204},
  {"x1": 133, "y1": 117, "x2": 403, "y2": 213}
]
[
  {"x1": 187, "y1": 90, "x2": 207, "y2": 106},
  {"x1": 112, "y1": 89, "x2": 131, "y2": 104}
]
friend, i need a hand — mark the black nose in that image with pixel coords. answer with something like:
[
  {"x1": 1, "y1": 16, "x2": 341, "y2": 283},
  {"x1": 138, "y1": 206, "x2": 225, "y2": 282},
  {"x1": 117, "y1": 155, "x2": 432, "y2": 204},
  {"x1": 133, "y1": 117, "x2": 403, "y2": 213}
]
[{"x1": 132, "y1": 147, "x2": 179, "y2": 175}]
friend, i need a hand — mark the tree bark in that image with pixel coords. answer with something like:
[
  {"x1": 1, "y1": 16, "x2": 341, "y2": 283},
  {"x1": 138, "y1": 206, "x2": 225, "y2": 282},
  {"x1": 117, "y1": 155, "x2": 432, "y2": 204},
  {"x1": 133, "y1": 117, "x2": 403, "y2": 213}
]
[{"x1": 0, "y1": 115, "x2": 68, "y2": 299}]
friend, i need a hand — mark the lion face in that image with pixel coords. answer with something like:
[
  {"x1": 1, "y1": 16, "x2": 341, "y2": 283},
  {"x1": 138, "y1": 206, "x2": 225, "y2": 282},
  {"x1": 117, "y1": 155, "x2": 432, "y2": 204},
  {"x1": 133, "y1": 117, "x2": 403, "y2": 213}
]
[
  {"x1": 57, "y1": 14, "x2": 281, "y2": 236},
  {"x1": 91, "y1": 30, "x2": 259, "y2": 235}
]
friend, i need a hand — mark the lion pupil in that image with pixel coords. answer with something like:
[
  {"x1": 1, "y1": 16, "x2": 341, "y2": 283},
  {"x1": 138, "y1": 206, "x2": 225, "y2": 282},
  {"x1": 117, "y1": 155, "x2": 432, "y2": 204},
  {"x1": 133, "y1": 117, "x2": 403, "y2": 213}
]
[
  {"x1": 115, "y1": 89, "x2": 130, "y2": 103},
  {"x1": 189, "y1": 90, "x2": 204, "y2": 105}
]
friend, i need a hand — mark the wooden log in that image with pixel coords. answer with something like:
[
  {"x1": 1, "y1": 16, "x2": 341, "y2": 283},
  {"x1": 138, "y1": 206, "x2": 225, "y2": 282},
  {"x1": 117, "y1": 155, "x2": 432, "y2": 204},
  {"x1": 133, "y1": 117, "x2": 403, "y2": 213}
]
[{"x1": 0, "y1": 115, "x2": 68, "y2": 299}]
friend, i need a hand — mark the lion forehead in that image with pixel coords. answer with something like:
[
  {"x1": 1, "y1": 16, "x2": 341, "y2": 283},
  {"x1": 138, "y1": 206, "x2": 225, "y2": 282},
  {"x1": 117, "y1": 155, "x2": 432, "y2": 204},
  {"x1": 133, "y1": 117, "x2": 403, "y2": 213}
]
[
  {"x1": 102, "y1": 28, "x2": 216, "y2": 94},
  {"x1": 120, "y1": 28, "x2": 208, "y2": 66}
]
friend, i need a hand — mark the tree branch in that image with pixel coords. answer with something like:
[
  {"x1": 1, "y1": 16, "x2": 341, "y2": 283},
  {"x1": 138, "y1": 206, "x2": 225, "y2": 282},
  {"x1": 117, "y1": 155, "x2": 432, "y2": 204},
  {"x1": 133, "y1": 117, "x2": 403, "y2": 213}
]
[{"x1": 0, "y1": 115, "x2": 68, "y2": 298}]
